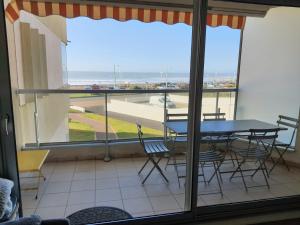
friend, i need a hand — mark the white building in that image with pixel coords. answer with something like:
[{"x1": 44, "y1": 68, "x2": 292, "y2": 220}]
[{"x1": 4, "y1": 0, "x2": 69, "y2": 150}]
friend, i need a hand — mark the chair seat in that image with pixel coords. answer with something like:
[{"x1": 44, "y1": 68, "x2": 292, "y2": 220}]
[
  {"x1": 200, "y1": 136, "x2": 235, "y2": 144},
  {"x1": 199, "y1": 151, "x2": 224, "y2": 162},
  {"x1": 235, "y1": 148, "x2": 269, "y2": 159},
  {"x1": 144, "y1": 141, "x2": 169, "y2": 154}
]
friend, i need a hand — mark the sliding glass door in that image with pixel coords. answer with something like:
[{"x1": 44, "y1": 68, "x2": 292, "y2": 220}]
[
  {"x1": 2, "y1": 0, "x2": 300, "y2": 223},
  {"x1": 0, "y1": 0, "x2": 21, "y2": 214}
]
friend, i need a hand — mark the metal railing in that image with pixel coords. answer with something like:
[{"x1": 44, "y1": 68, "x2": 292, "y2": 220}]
[{"x1": 16, "y1": 88, "x2": 237, "y2": 160}]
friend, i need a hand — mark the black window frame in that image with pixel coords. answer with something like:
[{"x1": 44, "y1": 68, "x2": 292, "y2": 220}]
[{"x1": 1, "y1": 0, "x2": 300, "y2": 224}]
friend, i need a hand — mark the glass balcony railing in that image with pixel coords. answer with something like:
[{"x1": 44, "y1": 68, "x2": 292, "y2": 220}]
[{"x1": 16, "y1": 88, "x2": 237, "y2": 148}]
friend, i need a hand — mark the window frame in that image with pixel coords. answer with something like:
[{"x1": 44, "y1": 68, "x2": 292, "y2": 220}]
[{"x1": 1, "y1": 0, "x2": 300, "y2": 223}]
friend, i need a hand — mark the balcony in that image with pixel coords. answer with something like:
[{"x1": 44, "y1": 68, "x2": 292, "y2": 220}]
[
  {"x1": 20, "y1": 158, "x2": 300, "y2": 219},
  {"x1": 16, "y1": 88, "x2": 300, "y2": 220}
]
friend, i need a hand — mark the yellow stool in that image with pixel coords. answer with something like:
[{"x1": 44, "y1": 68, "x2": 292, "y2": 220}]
[{"x1": 17, "y1": 150, "x2": 49, "y2": 199}]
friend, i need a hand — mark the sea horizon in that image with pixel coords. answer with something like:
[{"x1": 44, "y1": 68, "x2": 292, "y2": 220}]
[{"x1": 67, "y1": 71, "x2": 236, "y2": 85}]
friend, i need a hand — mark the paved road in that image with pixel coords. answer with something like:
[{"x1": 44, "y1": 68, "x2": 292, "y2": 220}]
[
  {"x1": 108, "y1": 111, "x2": 164, "y2": 131},
  {"x1": 69, "y1": 113, "x2": 118, "y2": 140}
]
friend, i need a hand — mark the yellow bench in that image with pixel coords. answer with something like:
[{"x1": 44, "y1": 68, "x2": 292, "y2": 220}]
[{"x1": 17, "y1": 150, "x2": 49, "y2": 199}]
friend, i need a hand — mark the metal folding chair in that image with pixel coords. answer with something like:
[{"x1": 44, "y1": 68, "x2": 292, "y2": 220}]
[
  {"x1": 198, "y1": 132, "x2": 231, "y2": 197},
  {"x1": 198, "y1": 151, "x2": 225, "y2": 197},
  {"x1": 136, "y1": 123, "x2": 169, "y2": 184},
  {"x1": 203, "y1": 111, "x2": 226, "y2": 121},
  {"x1": 164, "y1": 111, "x2": 188, "y2": 186},
  {"x1": 266, "y1": 115, "x2": 299, "y2": 173},
  {"x1": 202, "y1": 112, "x2": 236, "y2": 166},
  {"x1": 230, "y1": 128, "x2": 279, "y2": 192},
  {"x1": 201, "y1": 131, "x2": 235, "y2": 182}
]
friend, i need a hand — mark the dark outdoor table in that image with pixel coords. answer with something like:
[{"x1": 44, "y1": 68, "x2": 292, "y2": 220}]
[{"x1": 165, "y1": 119, "x2": 285, "y2": 135}]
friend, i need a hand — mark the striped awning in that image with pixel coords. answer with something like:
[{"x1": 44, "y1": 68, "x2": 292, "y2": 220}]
[{"x1": 5, "y1": 0, "x2": 246, "y2": 29}]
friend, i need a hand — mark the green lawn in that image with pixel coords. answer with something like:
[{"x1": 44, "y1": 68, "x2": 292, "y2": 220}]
[
  {"x1": 69, "y1": 120, "x2": 95, "y2": 141},
  {"x1": 84, "y1": 113, "x2": 163, "y2": 139},
  {"x1": 69, "y1": 93, "x2": 94, "y2": 98}
]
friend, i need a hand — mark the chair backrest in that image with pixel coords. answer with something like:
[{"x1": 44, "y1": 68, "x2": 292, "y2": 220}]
[
  {"x1": 136, "y1": 123, "x2": 145, "y2": 148},
  {"x1": 277, "y1": 115, "x2": 299, "y2": 146},
  {"x1": 203, "y1": 112, "x2": 226, "y2": 121},
  {"x1": 165, "y1": 111, "x2": 188, "y2": 122},
  {"x1": 247, "y1": 128, "x2": 280, "y2": 154}
]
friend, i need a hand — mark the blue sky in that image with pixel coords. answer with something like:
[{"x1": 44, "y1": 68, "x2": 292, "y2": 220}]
[{"x1": 66, "y1": 18, "x2": 241, "y2": 74}]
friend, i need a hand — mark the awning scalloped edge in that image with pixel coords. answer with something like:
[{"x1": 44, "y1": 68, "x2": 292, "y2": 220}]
[{"x1": 5, "y1": 0, "x2": 246, "y2": 29}]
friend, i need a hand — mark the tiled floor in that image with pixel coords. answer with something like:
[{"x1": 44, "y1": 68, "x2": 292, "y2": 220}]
[{"x1": 20, "y1": 157, "x2": 300, "y2": 220}]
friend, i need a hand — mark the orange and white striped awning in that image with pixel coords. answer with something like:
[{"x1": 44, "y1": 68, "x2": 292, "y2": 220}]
[{"x1": 5, "y1": 0, "x2": 246, "y2": 29}]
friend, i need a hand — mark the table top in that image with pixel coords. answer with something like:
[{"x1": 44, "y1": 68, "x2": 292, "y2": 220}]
[
  {"x1": 165, "y1": 119, "x2": 285, "y2": 135},
  {"x1": 17, "y1": 150, "x2": 49, "y2": 172}
]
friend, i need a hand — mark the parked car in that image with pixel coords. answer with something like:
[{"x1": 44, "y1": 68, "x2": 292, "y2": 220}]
[{"x1": 149, "y1": 96, "x2": 176, "y2": 108}]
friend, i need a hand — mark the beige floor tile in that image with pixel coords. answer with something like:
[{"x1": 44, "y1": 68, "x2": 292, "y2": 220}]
[
  {"x1": 201, "y1": 194, "x2": 231, "y2": 205},
  {"x1": 224, "y1": 188, "x2": 254, "y2": 203},
  {"x1": 68, "y1": 191, "x2": 96, "y2": 205},
  {"x1": 95, "y1": 162, "x2": 116, "y2": 171},
  {"x1": 149, "y1": 196, "x2": 180, "y2": 211},
  {"x1": 117, "y1": 168, "x2": 138, "y2": 177},
  {"x1": 71, "y1": 179, "x2": 95, "y2": 192},
  {"x1": 283, "y1": 181, "x2": 300, "y2": 195},
  {"x1": 44, "y1": 181, "x2": 71, "y2": 194},
  {"x1": 76, "y1": 160, "x2": 95, "y2": 167},
  {"x1": 123, "y1": 198, "x2": 153, "y2": 214},
  {"x1": 155, "y1": 208, "x2": 182, "y2": 215},
  {"x1": 75, "y1": 163, "x2": 95, "y2": 173},
  {"x1": 145, "y1": 184, "x2": 171, "y2": 197},
  {"x1": 95, "y1": 200, "x2": 124, "y2": 209},
  {"x1": 168, "y1": 183, "x2": 185, "y2": 195},
  {"x1": 96, "y1": 188, "x2": 122, "y2": 202},
  {"x1": 174, "y1": 194, "x2": 185, "y2": 209},
  {"x1": 65, "y1": 203, "x2": 95, "y2": 217},
  {"x1": 52, "y1": 166, "x2": 74, "y2": 174},
  {"x1": 22, "y1": 159, "x2": 300, "y2": 214},
  {"x1": 246, "y1": 187, "x2": 275, "y2": 200},
  {"x1": 96, "y1": 178, "x2": 119, "y2": 190},
  {"x1": 39, "y1": 193, "x2": 69, "y2": 207},
  {"x1": 73, "y1": 171, "x2": 95, "y2": 180},
  {"x1": 131, "y1": 211, "x2": 154, "y2": 218},
  {"x1": 142, "y1": 174, "x2": 166, "y2": 185},
  {"x1": 41, "y1": 163, "x2": 55, "y2": 177},
  {"x1": 50, "y1": 172, "x2": 74, "y2": 182},
  {"x1": 121, "y1": 186, "x2": 147, "y2": 199},
  {"x1": 119, "y1": 176, "x2": 141, "y2": 187},
  {"x1": 270, "y1": 183, "x2": 296, "y2": 197},
  {"x1": 197, "y1": 197, "x2": 207, "y2": 207},
  {"x1": 35, "y1": 206, "x2": 66, "y2": 219},
  {"x1": 96, "y1": 170, "x2": 118, "y2": 179},
  {"x1": 21, "y1": 195, "x2": 40, "y2": 209}
]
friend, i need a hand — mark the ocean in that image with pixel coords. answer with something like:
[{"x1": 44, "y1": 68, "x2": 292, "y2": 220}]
[{"x1": 67, "y1": 71, "x2": 236, "y2": 85}]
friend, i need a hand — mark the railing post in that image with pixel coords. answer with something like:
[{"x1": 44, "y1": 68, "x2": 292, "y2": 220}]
[
  {"x1": 33, "y1": 93, "x2": 40, "y2": 147},
  {"x1": 163, "y1": 92, "x2": 167, "y2": 143},
  {"x1": 104, "y1": 93, "x2": 111, "y2": 162},
  {"x1": 215, "y1": 91, "x2": 220, "y2": 114}
]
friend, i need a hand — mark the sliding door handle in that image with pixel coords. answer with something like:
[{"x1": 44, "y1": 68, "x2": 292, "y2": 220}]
[
  {"x1": 4, "y1": 117, "x2": 9, "y2": 135},
  {"x1": 1, "y1": 114, "x2": 9, "y2": 136}
]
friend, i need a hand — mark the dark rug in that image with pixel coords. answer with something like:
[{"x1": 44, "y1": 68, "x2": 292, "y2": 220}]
[{"x1": 67, "y1": 206, "x2": 132, "y2": 225}]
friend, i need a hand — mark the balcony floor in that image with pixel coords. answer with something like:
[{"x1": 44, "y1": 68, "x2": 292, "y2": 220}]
[{"x1": 20, "y1": 157, "x2": 300, "y2": 220}]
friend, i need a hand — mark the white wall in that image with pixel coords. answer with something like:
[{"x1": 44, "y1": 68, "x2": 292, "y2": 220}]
[
  {"x1": 5, "y1": 10, "x2": 69, "y2": 148},
  {"x1": 237, "y1": 7, "x2": 300, "y2": 149}
]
